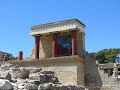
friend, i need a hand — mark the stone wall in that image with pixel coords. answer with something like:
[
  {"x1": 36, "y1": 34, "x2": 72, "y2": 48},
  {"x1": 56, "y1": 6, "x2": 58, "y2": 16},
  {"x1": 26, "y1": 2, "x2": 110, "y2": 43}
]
[
  {"x1": 40, "y1": 62, "x2": 78, "y2": 85},
  {"x1": 77, "y1": 31, "x2": 84, "y2": 57},
  {"x1": 9, "y1": 56, "x2": 85, "y2": 86},
  {"x1": 84, "y1": 55, "x2": 117, "y2": 90},
  {"x1": 30, "y1": 35, "x2": 52, "y2": 59},
  {"x1": 39, "y1": 35, "x2": 52, "y2": 58},
  {"x1": 0, "y1": 63, "x2": 87, "y2": 90},
  {"x1": 77, "y1": 62, "x2": 84, "y2": 85},
  {"x1": 85, "y1": 55, "x2": 103, "y2": 86}
]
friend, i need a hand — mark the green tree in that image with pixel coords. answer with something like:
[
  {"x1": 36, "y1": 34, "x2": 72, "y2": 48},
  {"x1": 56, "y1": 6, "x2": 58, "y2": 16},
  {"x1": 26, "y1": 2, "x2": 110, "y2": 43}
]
[{"x1": 89, "y1": 48, "x2": 120, "y2": 64}]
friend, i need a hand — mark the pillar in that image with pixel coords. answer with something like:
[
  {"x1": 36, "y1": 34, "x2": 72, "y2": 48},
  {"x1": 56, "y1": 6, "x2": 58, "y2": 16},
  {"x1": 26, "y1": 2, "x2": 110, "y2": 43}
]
[
  {"x1": 18, "y1": 51, "x2": 23, "y2": 60},
  {"x1": 71, "y1": 30, "x2": 77, "y2": 55},
  {"x1": 52, "y1": 33, "x2": 58, "y2": 57},
  {"x1": 34, "y1": 35, "x2": 41, "y2": 59},
  {"x1": 4, "y1": 55, "x2": 8, "y2": 61}
]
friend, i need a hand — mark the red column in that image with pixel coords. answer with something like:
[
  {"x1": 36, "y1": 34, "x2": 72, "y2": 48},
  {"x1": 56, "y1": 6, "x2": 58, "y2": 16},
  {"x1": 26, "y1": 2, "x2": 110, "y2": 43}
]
[
  {"x1": 52, "y1": 34, "x2": 58, "y2": 57},
  {"x1": 34, "y1": 36, "x2": 41, "y2": 59},
  {"x1": 18, "y1": 51, "x2": 23, "y2": 60},
  {"x1": 72, "y1": 31, "x2": 77, "y2": 55}
]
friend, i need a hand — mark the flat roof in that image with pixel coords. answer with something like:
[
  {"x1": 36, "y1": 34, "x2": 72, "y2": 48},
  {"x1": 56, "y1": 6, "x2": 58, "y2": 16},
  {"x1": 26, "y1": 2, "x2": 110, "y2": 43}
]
[
  {"x1": 0, "y1": 51, "x2": 12, "y2": 55},
  {"x1": 31, "y1": 19, "x2": 85, "y2": 29}
]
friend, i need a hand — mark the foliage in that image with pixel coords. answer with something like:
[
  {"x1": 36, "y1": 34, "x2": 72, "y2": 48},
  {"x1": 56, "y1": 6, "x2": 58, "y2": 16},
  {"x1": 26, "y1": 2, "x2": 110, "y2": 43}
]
[{"x1": 89, "y1": 48, "x2": 120, "y2": 64}]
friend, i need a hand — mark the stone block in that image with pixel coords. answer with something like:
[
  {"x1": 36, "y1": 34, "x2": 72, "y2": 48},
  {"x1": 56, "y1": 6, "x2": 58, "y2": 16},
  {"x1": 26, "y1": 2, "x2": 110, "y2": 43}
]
[
  {"x1": 28, "y1": 80, "x2": 40, "y2": 85},
  {"x1": 25, "y1": 83, "x2": 38, "y2": 90},
  {"x1": 11, "y1": 68, "x2": 30, "y2": 79},
  {"x1": 0, "y1": 79, "x2": 13, "y2": 90},
  {"x1": 0, "y1": 71, "x2": 11, "y2": 81},
  {"x1": 38, "y1": 83, "x2": 54, "y2": 90},
  {"x1": 29, "y1": 72, "x2": 40, "y2": 80},
  {"x1": 30, "y1": 68, "x2": 42, "y2": 73},
  {"x1": 41, "y1": 71, "x2": 54, "y2": 75}
]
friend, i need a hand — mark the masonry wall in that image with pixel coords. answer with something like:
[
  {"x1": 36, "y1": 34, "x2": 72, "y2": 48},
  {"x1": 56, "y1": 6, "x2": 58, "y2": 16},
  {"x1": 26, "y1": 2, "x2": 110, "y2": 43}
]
[
  {"x1": 39, "y1": 35, "x2": 52, "y2": 58},
  {"x1": 9, "y1": 57, "x2": 85, "y2": 85},
  {"x1": 30, "y1": 35, "x2": 52, "y2": 59},
  {"x1": 28, "y1": 61, "x2": 84, "y2": 85},
  {"x1": 85, "y1": 56, "x2": 103, "y2": 86},
  {"x1": 40, "y1": 62, "x2": 78, "y2": 85},
  {"x1": 77, "y1": 32, "x2": 83, "y2": 57},
  {"x1": 77, "y1": 62, "x2": 84, "y2": 85}
]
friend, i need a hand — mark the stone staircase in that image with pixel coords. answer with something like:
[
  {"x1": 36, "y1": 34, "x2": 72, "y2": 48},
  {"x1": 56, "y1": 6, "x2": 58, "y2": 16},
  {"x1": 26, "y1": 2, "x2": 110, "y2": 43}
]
[
  {"x1": 84, "y1": 54, "x2": 118, "y2": 90},
  {"x1": 98, "y1": 69, "x2": 116, "y2": 85},
  {"x1": 98, "y1": 66, "x2": 120, "y2": 90}
]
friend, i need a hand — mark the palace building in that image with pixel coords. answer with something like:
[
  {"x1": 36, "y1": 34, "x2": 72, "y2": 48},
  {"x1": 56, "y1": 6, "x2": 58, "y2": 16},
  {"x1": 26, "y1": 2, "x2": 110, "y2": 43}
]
[
  {"x1": 30, "y1": 19, "x2": 85, "y2": 59},
  {"x1": 10, "y1": 19, "x2": 86, "y2": 85},
  {"x1": 0, "y1": 51, "x2": 13, "y2": 61},
  {"x1": 29, "y1": 19, "x2": 86, "y2": 85}
]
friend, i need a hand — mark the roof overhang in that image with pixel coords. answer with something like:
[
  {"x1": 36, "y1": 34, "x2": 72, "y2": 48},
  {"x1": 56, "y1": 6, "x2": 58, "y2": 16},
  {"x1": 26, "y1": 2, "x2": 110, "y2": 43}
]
[{"x1": 30, "y1": 19, "x2": 85, "y2": 36}]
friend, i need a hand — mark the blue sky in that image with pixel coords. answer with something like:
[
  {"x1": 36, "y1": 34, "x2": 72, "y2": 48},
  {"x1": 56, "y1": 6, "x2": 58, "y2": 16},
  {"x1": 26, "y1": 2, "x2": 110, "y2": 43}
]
[{"x1": 0, "y1": 0, "x2": 120, "y2": 57}]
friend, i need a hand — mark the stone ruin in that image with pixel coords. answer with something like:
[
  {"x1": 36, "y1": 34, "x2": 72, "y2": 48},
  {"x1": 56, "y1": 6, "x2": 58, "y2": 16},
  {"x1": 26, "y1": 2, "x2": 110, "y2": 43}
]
[{"x1": 0, "y1": 63, "x2": 88, "y2": 90}]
